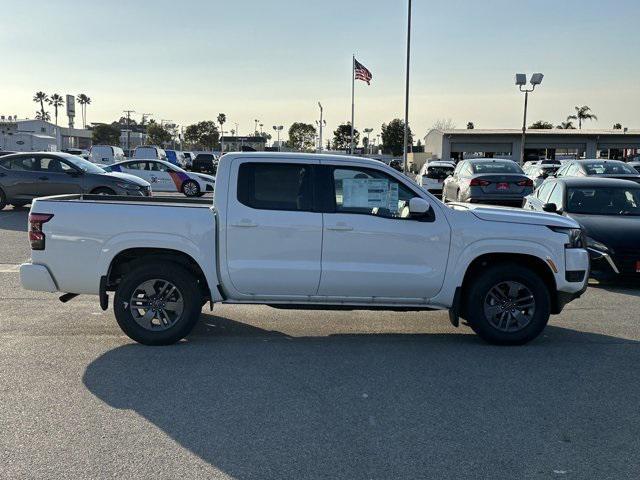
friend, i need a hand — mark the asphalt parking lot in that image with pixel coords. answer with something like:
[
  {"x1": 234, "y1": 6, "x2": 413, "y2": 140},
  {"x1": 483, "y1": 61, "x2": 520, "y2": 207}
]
[{"x1": 1, "y1": 206, "x2": 640, "y2": 480}]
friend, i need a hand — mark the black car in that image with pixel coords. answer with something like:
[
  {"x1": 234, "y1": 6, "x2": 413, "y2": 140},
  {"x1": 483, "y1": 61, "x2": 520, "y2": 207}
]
[
  {"x1": 523, "y1": 177, "x2": 640, "y2": 279},
  {"x1": 555, "y1": 159, "x2": 640, "y2": 183},
  {"x1": 191, "y1": 153, "x2": 217, "y2": 174}
]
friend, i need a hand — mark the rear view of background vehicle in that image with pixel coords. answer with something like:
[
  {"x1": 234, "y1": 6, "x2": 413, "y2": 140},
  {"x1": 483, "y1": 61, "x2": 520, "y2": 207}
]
[
  {"x1": 416, "y1": 161, "x2": 455, "y2": 198},
  {"x1": 133, "y1": 146, "x2": 167, "y2": 162},
  {"x1": 89, "y1": 145, "x2": 126, "y2": 165},
  {"x1": 0, "y1": 152, "x2": 151, "y2": 210},
  {"x1": 105, "y1": 159, "x2": 214, "y2": 197},
  {"x1": 191, "y1": 153, "x2": 217, "y2": 174},
  {"x1": 442, "y1": 158, "x2": 534, "y2": 206},
  {"x1": 182, "y1": 151, "x2": 196, "y2": 169},
  {"x1": 165, "y1": 150, "x2": 186, "y2": 167},
  {"x1": 555, "y1": 159, "x2": 640, "y2": 183},
  {"x1": 523, "y1": 163, "x2": 560, "y2": 188}
]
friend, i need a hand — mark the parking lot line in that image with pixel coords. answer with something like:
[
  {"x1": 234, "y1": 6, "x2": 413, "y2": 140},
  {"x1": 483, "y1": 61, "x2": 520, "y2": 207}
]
[{"x1": 0, "y1": 263, "x2": 21, "y2": 273}]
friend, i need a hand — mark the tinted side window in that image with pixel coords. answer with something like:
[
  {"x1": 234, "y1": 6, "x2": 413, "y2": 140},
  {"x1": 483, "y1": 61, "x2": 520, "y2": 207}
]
[
  {"x1": 1, "y1": 156, "x2": 38, "y2": 171},
  {"x1": 40, "y1": 157, "x2": 72, "y2": 172},
  {"x1": 237, "y1": 163, "x2": 314, "y2": 212},
  {"x1": 126, "y1": 162, "x2": 147, "y2": 170}
]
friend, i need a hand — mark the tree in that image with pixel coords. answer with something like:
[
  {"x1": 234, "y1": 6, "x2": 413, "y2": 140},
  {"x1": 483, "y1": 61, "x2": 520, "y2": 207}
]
[
  {"x1": 35, "y1": 111, "x2": 51, "y2": 121},
  {"x1": 184, "y1": 121, "x2": 219, "y2": 149},
  {"x1": 47, "y1": 94, "x2": 64, "y2": 126},
  {"x1": 466, "y1": 122, "x2": 475, "y2": 129},
  {"x1": 613, "y1": 123, "x2": 622, "y2": 130},
  {"x1": 528, "y1": 120, "x2": 553, "y2": 129},
  {"x1": 77, "y1": 94, "x2": 91, "y2": 128},
  {"x1": 92, "y1": 124, "x2": 121, "y2": 145},
  {"x1": 287, "y1": 122, "x2": 317, "y2": 151},
  {"x1": 567, "y1": 105, "x2": 597, "y2": 129},
  {"x1": 146, "y1": 123, "x2": 172, "y2": 146},
  {"x1": 432, "y1": 118, "x2": 456, "y2": 130},
  {"x1": 332, "y1": 123, "x2": 359, "y2": 150},
  {"x1": 381, "y1": 119, "x2": 413, "y2": 157},
  {"x1": 33, "y1": 92, "x2": 49, "y2": 119},
  {"x1": 557, "y1": 120, "x2": 576, "y2": 129}
]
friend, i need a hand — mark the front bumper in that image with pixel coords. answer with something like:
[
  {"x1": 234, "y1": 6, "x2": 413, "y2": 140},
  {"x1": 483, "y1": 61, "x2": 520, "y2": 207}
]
[
  {"x1": 20, "y1": 263, "x2": 57, "y2": 292},
  {"x1": 589, "y1": 247, "x2": 640, "y2": 278}
]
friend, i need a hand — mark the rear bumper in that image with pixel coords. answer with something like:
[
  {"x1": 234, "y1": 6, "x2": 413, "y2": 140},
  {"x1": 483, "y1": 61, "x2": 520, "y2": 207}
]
[{"x1": 20, "y1": 263, "x2": 58, "y2": 292}]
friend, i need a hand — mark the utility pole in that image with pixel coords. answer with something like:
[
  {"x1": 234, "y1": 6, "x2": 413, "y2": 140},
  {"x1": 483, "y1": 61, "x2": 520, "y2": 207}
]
[
  {"x1": 317, "y1": 102, "x2": 325, "y2": 153},
  {"x1": 402, "y1": 0, "x2": 412, "y2": 173},
  {"x1": 123, "y1": 109, "x2": 135, "y2": 153}
]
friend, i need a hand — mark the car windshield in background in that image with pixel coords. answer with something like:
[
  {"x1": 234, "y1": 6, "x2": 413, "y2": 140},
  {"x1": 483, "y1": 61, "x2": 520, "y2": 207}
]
[
  {"x1": 426, "y1": 166, "x2": 454, "y2": 179},
  {"x1": 566, "y1": 187, "x2": 640, "y2": 215},
  {"x1": 472, "y1": 161, "x2": 522, "y2": 174},
  {"x1": 541, "y1": 165, "x2": 559, "y2": 173},
  {"x1": 584, "y1": 162, "x2": 637, "y2": 175},
  {"x1": 62, "y1": 154, "x2": 105, "y2": 174}
]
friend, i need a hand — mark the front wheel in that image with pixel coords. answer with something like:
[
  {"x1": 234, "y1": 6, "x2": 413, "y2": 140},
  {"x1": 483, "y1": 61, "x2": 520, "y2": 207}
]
[
  {"x1": 463, "y1": 263, "x2": 550, "y2": 345},
  {"x1": 92, "y1": 187, "x2": 116, "y2": 196},
  {"x1": 114, "y1": 263, "x2": 203, "y2": 345},
  {"x1": 181, "y1": 180, "x2": 200, "y2": 197}
]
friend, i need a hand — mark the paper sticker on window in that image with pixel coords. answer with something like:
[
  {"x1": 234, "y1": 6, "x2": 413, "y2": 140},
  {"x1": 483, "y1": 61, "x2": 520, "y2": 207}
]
[{"x1": 343, "y1": 178, "x2": 399, "y2": 212}]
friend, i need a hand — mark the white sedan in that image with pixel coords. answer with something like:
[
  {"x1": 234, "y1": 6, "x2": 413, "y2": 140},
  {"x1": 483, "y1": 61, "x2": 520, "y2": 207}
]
[{"x1": 105, "y1": 159, "x2": 215, "y2": 197}]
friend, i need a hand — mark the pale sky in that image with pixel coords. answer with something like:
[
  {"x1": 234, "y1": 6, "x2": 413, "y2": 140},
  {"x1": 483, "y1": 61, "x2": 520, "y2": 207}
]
[{"x1": 2, "y1": 0, "x2": 639, "y2": 142}]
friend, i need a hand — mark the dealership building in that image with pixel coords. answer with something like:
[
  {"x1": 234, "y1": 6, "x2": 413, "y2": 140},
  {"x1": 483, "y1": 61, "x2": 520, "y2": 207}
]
[
  {"x1": 424, "y1": 129, "x2": 640, "y2": 162},
  {"x1": 0, "y1": 117, "x2": 92, "y2": 152}
]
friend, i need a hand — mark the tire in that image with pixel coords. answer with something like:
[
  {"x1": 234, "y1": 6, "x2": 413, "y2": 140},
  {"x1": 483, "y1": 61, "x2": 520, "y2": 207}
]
[
  {"x1": 0, "y1": 188, "x2": 7, "y2": 210},
  {"x1": 181, "y1": 180, "x2": 200, "y2": 197},
  {"x1": 11, "y1": 201, "x2": 29, "y2": 208},
  {"x1": 92, "y1": 187, "x2": 116, "y2": 196},
  {"x1": 463, "y1": 263, "x2": 551, "y2": 345},
  {"x1": 114, "y1": 263, "x2": 202, "y2": 345}
]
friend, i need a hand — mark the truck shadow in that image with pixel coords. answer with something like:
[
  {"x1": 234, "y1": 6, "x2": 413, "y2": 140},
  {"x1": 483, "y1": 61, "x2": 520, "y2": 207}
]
[
  {"x1": 0, "y1": 208, "x2": 29, "y2": 232},
  {"x1": 83, "y1": 315, "x2": 640, "y2": 479}
]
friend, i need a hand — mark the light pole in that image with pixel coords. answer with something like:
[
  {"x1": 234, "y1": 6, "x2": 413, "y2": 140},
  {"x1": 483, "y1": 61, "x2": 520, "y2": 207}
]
[
  {"x1": 402, "y1": 0, "x2": 412, "y2": 173},
  {"x1": 363, "y1": 128, "x2": 373, "y2": 155},
  {"x1": 255, "y1": 119, "x2": 259, "y2": 135},
  {"x1": 515, "y1": 73, "x2": 544, "y2": 165},
  {"x1": 316, "y1": 102, "x2": 326, "y2": 153},
  {"x1": 273, "y1": 125, "x2": 283, "y2": 151},
  {"x1": 234, "y1": 122, "x2": 239, "y2": 136}
]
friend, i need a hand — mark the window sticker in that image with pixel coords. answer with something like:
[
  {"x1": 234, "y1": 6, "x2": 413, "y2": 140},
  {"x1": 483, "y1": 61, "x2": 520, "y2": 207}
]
[{"x1": 342, "y1": 178, "x2": 399, "y2": 211}]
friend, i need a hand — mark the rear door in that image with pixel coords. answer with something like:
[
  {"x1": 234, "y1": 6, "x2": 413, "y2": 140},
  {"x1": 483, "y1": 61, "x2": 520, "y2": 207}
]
[
  {"x1": 225, "y1": 158, "x2": 322, "y2": 297},
  {"x1": 0, "y1": 155, "x2": 40, "y2": 199}
]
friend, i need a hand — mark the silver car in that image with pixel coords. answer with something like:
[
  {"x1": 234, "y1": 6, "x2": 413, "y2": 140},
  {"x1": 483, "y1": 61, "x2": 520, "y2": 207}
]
[
  {"x1": 442, "y1": 158, "x2": 534, "y2": 207},
  {"x1": 0, "y1": 152, "x2": 151, "y2": 210}
]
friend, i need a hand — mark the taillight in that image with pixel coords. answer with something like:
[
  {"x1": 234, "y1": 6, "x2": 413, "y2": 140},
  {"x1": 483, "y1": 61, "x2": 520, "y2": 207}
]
[
  {"x1": 517, "y1": 179, "x2": 534, "y2": 187},
  {"x1": 29, "y1": 213, "x2": 53, "y2": 250},
  {"x1": 469, "y1": 178, "x2": 491, "y2": 187}
]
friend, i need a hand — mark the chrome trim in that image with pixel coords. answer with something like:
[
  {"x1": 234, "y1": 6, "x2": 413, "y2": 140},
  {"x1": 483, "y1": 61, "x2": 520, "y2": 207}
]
[{"x1": 588, "y1": 247, "x2": 620, "y2": 274}]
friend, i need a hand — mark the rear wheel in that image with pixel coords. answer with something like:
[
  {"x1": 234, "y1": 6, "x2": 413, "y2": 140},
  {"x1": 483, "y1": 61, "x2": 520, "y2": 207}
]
[
  {"x1": 181, "y1": 180, "x2": 200, "y2": 197},
  {"x1": 114, "y1": 263, "x2": 202, "y2": 345},
  {"x1": 92, "y1": 187, "x2": 116, "y2": 196},
  {"x1": 463, "y1": 263, "x2": 550, "y2": 345},
  {"x1": 0, "y1": 188, "x2": 7, "y2": 210}
]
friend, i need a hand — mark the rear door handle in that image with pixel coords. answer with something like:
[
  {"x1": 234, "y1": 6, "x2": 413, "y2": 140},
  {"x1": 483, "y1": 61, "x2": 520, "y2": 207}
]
[
  {"x1": 326, "y1": 224, "x2": 353, "y2": 232},
  {"x1": 231, "y1": 219, "x2": 258, "y2": 228}
]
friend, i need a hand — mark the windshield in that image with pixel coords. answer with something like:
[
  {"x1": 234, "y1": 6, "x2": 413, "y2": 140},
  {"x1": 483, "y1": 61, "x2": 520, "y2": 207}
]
[
  {"x1": 62, "y1": 154, "x2": 105, "y2": 174},
  {"x1": 567, "y1": 186, "x2": 640, "y2": 215},
  {"x1": 584, "y1": 162, "x2": 637, "y2": 175},
  {"x1": 472, "y1": 161, "x2": 523, "y2": 174}
]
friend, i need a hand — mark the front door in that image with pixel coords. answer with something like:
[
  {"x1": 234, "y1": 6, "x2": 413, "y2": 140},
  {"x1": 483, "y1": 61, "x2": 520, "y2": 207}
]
[
  {"x1": 224, "y1": 159, "x2": 322, "y2": 297},
  {"x1": 37, "y1": 155, "x2": 83, "y2": 196},
  {"x1": 318, "y1": 164, "x2": 451, "y2": 301}
]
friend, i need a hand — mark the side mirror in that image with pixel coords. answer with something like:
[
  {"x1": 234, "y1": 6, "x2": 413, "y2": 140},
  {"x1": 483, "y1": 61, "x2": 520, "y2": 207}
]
[
  {"x1": 542, "y1": 203, "x2": 560, "y2": 213},
  {"x1": 409, "y1": 197, "x2": 431, "y2": 216}
]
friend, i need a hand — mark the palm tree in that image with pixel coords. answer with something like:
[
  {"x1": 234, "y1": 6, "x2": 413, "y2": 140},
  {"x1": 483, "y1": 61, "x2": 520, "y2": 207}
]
[
  {"x1": 466, "y1": 122, "x2": 475, "y2": 129},
  {"x1": 567, "y1": 105, "x2": 597, "y2": 130},
  {"x1": 557, "y1": 120, "x2": 576, "y2": 130},
  {"x1": 33, "y1": 91, "x2": 49, "y2": 119},
  {"x1": 47, "y1": 94, "x2": 65, "y2": 126},
  {"x1": 35, "y1": 111, "x2": 51, "y2": 121},
  {"x1": 217, "y1": 113, "x2": 226, "y2": 151},
  {"x1": 76, "y1": 94, "x2": 91, "y2": 128},
  {"x1": 613, "y1": 123, "x2": 622, "y2": 130}
]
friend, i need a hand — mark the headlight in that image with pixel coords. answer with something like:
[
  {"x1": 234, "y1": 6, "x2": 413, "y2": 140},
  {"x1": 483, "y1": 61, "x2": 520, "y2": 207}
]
[
  {"x1": 586, "y1": 237, "x2": 609, "y2": 252},
  {"x1": 115, "y1": 182, "x2": 141, "y2": 190},
  {"x1": 550, "y1": 227, "x2": 585, "y2": 249}
]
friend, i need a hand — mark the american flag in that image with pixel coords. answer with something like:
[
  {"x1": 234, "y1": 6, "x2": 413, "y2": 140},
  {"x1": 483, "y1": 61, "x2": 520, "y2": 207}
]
[{"x1": 354, "y1": 59, "x2": 372, "y2": 85}]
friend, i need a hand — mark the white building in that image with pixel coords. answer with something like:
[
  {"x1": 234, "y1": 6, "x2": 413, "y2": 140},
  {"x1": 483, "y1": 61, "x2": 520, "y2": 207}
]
[{"x1": 0, "y1": 117, "x2": 92, "y2": 152}]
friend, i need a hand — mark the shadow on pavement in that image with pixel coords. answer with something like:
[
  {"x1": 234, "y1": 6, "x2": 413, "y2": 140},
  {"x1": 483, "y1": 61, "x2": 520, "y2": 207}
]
[
  {"x1": 0, "y1": 208, "x2": 29, "y2": 232},
  {"x1": 590, "y1": 278, "x2": 640, "y2": 297},
  {"x1": 83, "y1": 314, "x2": 640, "y2": 479}
]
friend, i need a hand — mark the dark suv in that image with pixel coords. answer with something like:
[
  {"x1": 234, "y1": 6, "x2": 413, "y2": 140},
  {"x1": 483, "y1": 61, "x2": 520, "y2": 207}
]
[
  {"x1": 191, "y1": 153, "x2": 217, "y2": 174},
  {"x1": 0, "y1": 152, "x2": 151, "y2": 210}
]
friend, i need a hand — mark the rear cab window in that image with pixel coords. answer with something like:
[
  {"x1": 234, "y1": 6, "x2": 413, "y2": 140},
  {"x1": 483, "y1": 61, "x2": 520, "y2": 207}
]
[{"x1": 237, "y1": 163, "x2": 314, "y2": 211}]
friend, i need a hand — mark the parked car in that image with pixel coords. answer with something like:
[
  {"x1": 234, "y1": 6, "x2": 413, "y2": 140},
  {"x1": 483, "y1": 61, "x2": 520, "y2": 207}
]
[
  {"x1": 62, "y1": 148, "x2": 90, "y2": 160},
  {"x1": 442, "y1": 158, "x2": 534, "y2": 207},
  {"x1": 0, "y1": 152, "x2": 151, "y2": 210},
  {"x1": 165, "y1": 150, "x2": 186, "y2": 168},
  {"x1": 89, "y1": 145, "x2": 126, "y2": 166},
  {"x1": 182, "y1": 151, "x2": 196, "y2": 169},
  {"x1": 0, "y1": 151, "x2": 16, "y2": 157},
  {"x1": 416, "y1": 161, "x2": 455, "y2": 197},
  {"x1": 105, "y1": 159, "x2": 214, "y2": 197},
  {"x1": 627, "y1": 161, "x2": 640, "y2": 174},
  {"x1": 523, "y1": 163, "x2": 560, "y2": 189},
  {"x1": 20, "y1": 152, "x2": 588, "y2": 346},
  {"x1": 191, "y1": 153, "x2": 217, "y2": 174},
  {"x1": 133, "y1": 146, "x2": 167, "y2": 161},
  {"x1": 555, "y1": 159, "x2": 640, "y2": 183},
  {"x1": 523, "y1": 177, "x2": 640, "y2": 280}
]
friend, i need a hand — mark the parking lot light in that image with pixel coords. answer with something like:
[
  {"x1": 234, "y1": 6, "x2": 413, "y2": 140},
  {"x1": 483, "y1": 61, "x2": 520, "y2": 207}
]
[{"x1": 515, "y1": 72, "x2": 544, "y2": 164}]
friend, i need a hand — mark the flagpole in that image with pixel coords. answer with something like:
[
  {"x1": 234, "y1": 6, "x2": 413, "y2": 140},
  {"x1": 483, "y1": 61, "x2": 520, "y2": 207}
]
[{"x1": 351, "y1": 54, "x2": 355, "y2": 155}]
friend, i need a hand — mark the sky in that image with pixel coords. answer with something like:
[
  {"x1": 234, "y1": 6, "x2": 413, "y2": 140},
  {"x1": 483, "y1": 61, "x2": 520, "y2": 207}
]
[{"x1": 2, "y1": 0, "x2": 640, "y2": 142}]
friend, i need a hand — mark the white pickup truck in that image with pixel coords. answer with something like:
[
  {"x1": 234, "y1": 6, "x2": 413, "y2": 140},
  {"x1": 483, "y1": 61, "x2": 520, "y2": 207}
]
[{"x1": 20, "y1": 152, "x2": 589, "y2": 346}]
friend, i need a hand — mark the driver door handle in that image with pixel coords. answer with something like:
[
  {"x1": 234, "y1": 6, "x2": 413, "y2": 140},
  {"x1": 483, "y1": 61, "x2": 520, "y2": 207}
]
[
  {"x1": 326, "y1": 223, "x2": 353, "y2": 232},
  {"x1": 231, "y1": 219, "x2": 258, "y2": 228}
]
